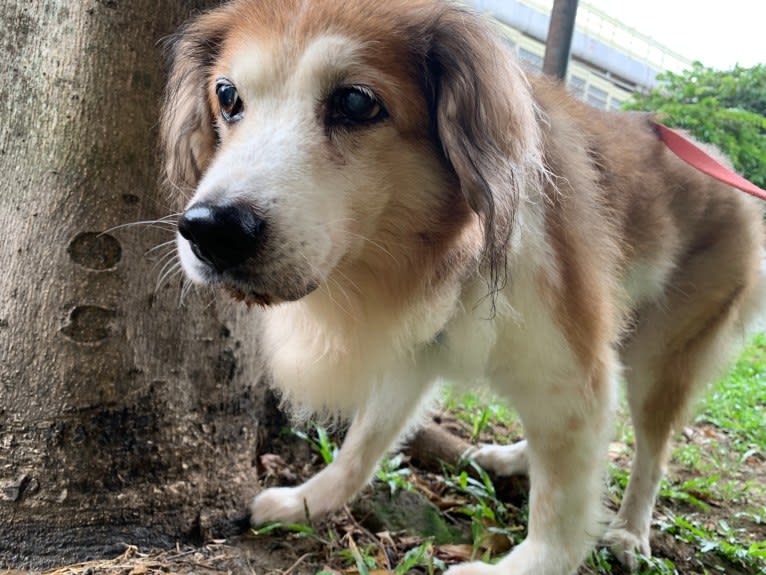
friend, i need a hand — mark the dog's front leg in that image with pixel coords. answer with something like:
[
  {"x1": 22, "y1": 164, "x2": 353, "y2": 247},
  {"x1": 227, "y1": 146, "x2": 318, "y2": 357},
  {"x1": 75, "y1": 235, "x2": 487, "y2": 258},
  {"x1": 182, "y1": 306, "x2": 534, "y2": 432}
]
[
  {"x1": 250, "y1": 373, "x2": 434, "y2": 526},
  {"x1": 448, "y1": 355, "x2": 617, "y2": 575}
]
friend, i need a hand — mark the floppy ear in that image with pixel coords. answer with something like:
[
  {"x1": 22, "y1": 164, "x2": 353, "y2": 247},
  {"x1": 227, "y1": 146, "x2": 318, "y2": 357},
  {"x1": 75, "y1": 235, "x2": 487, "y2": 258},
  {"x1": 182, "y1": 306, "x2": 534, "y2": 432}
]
[
  {"x1": 160, "y1": 8, "x2": 233, "y2": 199},
  {"x1": 420, "y1": 6, "x2": 543, "y2": 290}
]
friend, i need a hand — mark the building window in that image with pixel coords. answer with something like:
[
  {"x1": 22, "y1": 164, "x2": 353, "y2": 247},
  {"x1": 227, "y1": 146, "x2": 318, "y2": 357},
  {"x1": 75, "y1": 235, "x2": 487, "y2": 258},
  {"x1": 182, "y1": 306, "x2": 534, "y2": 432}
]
[
  {"x1": 586, "y1": 85, "x2": 608, "y2": 109},
  {"x1": 568, "y1": 75, "x2": 586, "y2": 98},
  {"x1": 518, "y1": 48, "x2": 543, "y2": 72}
]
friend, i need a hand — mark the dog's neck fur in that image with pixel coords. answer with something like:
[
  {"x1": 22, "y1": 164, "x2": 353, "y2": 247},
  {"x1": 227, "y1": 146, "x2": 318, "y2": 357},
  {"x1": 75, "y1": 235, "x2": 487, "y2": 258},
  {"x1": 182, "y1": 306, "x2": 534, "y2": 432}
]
[{"x1": 259, "y1": 201, "x2": 489, "y2": 416}]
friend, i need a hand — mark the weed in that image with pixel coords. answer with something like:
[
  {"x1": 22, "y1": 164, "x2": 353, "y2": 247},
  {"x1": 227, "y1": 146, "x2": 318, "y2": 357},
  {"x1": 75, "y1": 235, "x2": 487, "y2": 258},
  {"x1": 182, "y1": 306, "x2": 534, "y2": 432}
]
[
  {"x1": 442, "y1": 389, "x2": 520, "y2": 442},
  {"x1": 375, "y1": 452, "x2": 414, "y2": 495},
  {"x1": 657, "y1": 513, "x2": 766, "y2": 572},
  {"x1": 395, "y1": 542, "x2": 447, "y2": 575},
  {"x1": 290, "y1": 424, "x2": 338, "y2": 465},
  {"x1": 250, "y1": 520, "x2": 332, "y2": 546},
  {"x1": 441, "y1": 460, "x2": 525, "y2": 555}
]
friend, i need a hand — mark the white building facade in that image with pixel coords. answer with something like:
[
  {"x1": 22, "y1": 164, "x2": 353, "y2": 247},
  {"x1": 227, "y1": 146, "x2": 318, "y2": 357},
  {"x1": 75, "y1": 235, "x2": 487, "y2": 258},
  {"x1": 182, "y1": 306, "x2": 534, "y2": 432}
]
[{"x1": 466, "y1": 0, "x2": 692, "y2": 109}]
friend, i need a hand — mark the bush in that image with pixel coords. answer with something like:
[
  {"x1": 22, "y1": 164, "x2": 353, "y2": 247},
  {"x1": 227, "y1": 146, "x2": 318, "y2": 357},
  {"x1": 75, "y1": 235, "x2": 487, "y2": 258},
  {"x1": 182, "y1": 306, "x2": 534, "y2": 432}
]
[{"x1": 625, "y1": 63, "x2": 766, "y2": 190}]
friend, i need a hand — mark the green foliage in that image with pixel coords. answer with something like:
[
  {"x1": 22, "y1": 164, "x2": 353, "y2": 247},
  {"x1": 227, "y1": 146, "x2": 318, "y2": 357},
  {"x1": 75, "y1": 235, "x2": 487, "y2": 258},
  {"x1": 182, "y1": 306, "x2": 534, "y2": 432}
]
[
  {"x1": 441, "y1": 460, "x2": 525, "y2": 553},
  {"x1": 375, "y1": 452, "x2": 415, "y2": 495},
  {"x1": 625, "y1": 63, "x2": 766, "y2": 190},
  {"x1": 442, "y1": 389, "x2": 520, "y2": 442},
  {"x1": 394, "y1": 542, "x2": 447, "y2": 575},
  {"x1": 290, "y1": 424, "x2": 338, "y2": 465},
  {"x1": 697, "y1": 332, "x2": 766, "y2": 452},
  {"x1": 658, "y1": 513, "x2": 766, "y2": 572}
]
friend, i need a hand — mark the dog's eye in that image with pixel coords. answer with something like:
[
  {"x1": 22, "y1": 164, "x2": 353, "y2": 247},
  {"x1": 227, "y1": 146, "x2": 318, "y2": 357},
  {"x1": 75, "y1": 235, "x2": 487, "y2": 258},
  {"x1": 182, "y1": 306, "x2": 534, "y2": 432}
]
[
  {"x1": 216, "y1": 80, "x2": 244, "y2": 123},
  {"x1": 329, "y1": 86, "x2": 387, "y2": 126}
]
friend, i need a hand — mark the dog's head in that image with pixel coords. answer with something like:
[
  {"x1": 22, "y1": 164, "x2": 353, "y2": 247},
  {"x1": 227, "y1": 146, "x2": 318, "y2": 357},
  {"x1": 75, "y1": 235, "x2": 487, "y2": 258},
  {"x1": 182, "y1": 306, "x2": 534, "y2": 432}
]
[{"x1": 161, "y1": 0, "x2": 541, "y2": 306}]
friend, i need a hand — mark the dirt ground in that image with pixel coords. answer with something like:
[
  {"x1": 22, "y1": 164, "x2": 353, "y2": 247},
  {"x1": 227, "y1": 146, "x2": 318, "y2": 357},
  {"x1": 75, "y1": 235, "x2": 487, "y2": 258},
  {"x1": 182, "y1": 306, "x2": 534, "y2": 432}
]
[{"x1": 4, "y1": 411, "x2": 765, "y2": 575}]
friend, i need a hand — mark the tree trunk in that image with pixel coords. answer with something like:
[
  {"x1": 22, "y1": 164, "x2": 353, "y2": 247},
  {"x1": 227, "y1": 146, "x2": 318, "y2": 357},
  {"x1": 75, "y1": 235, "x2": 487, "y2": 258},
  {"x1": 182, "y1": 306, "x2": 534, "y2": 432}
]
[{"x1": 0, "y1": 1, "x2": 278, "y2": 567}]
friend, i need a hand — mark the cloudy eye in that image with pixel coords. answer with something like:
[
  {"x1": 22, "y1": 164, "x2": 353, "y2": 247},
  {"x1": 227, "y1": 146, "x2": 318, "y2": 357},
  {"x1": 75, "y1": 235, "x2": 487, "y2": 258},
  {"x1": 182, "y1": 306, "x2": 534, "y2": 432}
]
[
  {"x1": 328, "y1": 86, "x2": 387, "y2": 126},
  {"x1": 216, "y1": 80, "x2": 244, "y2": 123}
]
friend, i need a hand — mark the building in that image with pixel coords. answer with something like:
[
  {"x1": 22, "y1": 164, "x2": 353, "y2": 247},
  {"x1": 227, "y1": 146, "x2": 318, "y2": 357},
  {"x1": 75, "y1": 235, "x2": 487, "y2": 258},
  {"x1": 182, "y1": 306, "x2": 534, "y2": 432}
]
[{"x1": 465, "y1": 0, "x2": 693, "y2": 110}]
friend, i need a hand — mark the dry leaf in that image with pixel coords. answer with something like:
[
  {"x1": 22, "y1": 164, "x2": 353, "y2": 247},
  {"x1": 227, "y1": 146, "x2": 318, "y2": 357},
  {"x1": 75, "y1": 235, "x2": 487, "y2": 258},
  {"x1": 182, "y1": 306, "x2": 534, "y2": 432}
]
[{"x1": 434, "y1": 543, "x2": 474, "y2": 562}]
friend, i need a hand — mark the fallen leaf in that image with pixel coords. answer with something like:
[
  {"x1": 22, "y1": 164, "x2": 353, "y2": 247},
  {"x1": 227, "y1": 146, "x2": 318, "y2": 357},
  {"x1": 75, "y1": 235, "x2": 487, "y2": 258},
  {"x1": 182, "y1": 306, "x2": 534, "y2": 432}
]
[{"x1": 434, "y1": 544, "x2": 474, "y2": 562}]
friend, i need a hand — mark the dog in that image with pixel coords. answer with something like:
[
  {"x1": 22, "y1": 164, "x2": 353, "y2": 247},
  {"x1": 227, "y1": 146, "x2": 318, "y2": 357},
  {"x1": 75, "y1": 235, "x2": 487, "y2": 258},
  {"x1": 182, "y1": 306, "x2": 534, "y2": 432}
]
[{"x1": 160, "y1": 1, "x2": 765, "y2": 572}]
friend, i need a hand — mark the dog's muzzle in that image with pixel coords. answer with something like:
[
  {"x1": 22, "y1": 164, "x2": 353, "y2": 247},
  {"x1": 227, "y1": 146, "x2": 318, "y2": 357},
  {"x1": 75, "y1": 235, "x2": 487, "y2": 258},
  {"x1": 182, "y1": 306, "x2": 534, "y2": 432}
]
[{"x1": 178, "y1": 202, "x2": 264, "y2": 274}]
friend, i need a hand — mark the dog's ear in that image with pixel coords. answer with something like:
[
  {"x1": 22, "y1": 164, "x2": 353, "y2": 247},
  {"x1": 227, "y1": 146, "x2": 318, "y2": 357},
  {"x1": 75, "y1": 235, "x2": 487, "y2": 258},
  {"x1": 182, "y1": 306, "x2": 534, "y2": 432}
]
[
  {"x1": 160, "y1": 8, "x2": 233, "y2": 199},
  {"x1": 420, "y1": 7, "x2": 543, "y2": 290}
]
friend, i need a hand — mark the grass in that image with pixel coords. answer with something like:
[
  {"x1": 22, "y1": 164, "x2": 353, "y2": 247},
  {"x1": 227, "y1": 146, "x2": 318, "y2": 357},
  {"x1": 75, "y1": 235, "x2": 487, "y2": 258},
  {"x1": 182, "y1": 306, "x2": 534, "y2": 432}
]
[{"x1": 695, "y1": 334, "x2": 766, "y2": 453}]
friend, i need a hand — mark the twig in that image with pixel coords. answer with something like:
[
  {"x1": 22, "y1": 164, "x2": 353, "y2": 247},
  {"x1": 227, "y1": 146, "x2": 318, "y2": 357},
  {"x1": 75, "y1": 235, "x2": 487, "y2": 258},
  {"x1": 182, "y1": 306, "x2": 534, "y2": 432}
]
[
  {"x1": 282, "y1": 552, "x2": 314, "y2": 575},
  {"x1": 343, "y1": 505, "x2": 393, "y2": 571}
]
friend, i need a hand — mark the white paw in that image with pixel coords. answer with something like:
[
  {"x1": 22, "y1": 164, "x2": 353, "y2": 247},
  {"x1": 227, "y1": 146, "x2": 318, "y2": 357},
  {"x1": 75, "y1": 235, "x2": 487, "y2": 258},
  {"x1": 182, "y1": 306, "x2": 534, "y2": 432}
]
[
  {"x1": 250, "y1": 486, "x2": 309, "y2": 526},
  {"x1": 468, "y1": 440, "x2": 529, "y2": 477},
  {"x1": 444, "y1": 560, "x2": 499, "y2": 575},
  {"x1": 603, "y1": 525, "x2": 650, "y2": 572}
]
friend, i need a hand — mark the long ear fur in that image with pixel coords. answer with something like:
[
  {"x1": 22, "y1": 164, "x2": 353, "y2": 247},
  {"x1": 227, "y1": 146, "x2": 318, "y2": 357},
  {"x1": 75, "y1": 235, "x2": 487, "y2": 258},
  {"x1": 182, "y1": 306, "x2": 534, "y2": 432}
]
[
  {"x1": 160, "y1": 8, "x2": 234, "y2": 200},
  {"x1": 417, "y1": 6, "x2": 544, "y2": 294}
]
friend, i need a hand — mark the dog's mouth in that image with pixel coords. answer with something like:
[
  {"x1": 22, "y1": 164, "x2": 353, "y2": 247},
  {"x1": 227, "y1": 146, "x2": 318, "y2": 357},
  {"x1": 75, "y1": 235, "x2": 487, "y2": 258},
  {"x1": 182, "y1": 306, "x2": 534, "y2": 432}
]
[
  {"x1": 221, "y1": 278, "x2": 319, "y2": 308},
  {"x1": 224, "y1": 285, "x2": 276, "y2": 308},
  {"x1": 177, "y1": 234, "x2": 322, "y2": 306}
]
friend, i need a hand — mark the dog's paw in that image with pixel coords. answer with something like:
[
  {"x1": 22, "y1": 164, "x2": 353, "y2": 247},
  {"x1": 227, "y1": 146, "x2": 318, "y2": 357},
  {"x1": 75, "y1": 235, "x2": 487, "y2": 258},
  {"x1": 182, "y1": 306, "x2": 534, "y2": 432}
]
[
  {"x1": 249, "y1": 486, "x2": 308, "y2": 526},
  {"x1": 603, "y1": 525, "x2": 650, "y2": 572},
  {"x1": 444, "y1": 561, "x2": 499, "y2": 575},
  {"x1": 466, "y1": 440, "x2": 528, "y2": 477}
]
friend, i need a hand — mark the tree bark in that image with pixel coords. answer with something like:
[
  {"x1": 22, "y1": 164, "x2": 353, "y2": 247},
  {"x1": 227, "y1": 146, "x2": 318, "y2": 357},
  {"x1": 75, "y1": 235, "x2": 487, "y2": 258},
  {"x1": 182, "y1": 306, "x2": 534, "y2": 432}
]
[{"x1": 0, "y1": 1, "x2": 278, "y2": 567}]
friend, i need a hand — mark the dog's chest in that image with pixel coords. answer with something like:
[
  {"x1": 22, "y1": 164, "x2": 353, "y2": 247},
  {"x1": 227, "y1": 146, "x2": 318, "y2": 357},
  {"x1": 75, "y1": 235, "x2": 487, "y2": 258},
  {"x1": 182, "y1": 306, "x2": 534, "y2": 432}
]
[{"x1": 424, "y1": 273, "x2": 577, "y2": 392}]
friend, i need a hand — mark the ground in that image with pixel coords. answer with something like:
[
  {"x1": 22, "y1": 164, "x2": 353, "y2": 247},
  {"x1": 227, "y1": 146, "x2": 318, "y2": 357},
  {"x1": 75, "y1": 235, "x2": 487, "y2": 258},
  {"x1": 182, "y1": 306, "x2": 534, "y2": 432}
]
[{"x1": 10, "y1": 337, "x2": 766, "y2": 575}]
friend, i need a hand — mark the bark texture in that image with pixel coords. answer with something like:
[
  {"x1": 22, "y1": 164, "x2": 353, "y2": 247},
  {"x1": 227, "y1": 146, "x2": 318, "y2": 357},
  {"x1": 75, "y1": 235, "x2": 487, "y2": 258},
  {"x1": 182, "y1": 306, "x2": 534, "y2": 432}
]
[{"x1": 0, "y1": 1, "x2": 277, "y2": 567}]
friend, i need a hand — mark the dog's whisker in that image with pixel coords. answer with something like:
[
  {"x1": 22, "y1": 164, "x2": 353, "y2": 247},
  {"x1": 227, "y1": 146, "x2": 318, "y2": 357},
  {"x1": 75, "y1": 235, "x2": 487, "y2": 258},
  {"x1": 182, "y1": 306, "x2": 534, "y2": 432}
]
[
  {"x1": 345, "y1": 232, "x2": 400, "y2": 266},
  {"x1": 146, "y1": 212, "x2": 183, "y2": 222},
  {"x1": 154, "y1": 250, "x2": 178, "y2": 274},
  {"x1": 101, "y1": 218, "x2": 179, "y2": 235},
  {"x1": 292, "y1": 248, "x2": 357, "y2": 319},
  {"x1": 203, "y1": 289, "x2": 219, "y2": 311},
  {"x1": 150, "y1": 248, "x2": 180, "y2": 273},
  {"x1": 146, "y1": 240, "x2": 178, "y2": 257},
  {"x1": 155, "y1": 260, "x2": 182, "y2": 293},
  {"x1": 179, "y1": 278, "x2": 195, "y2": 307},
  {"x1": 155, "y1": 263, "x2": 181, "y2": 293},
  {"x1": 324, "y1": 276, "x2": 357, "y2": 320},
  {"x1": 331, "y1": 268, "x2": 362, "y2": 295}
]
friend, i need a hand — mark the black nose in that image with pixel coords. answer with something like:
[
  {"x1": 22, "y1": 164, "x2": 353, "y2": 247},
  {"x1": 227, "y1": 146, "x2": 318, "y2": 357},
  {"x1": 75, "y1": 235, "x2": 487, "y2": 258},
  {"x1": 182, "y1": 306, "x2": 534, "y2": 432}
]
[{"x1": 178, "y1": 202, "x2": 265, "y2": 272}]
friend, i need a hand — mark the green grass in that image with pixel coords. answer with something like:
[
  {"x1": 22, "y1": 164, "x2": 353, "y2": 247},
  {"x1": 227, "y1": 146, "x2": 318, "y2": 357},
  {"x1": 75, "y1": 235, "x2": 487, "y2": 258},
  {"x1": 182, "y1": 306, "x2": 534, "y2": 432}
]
[
  {"x1": 442, "y1": 388, "x2": 521, "y2": 442},
  {"x1": 695, "y1": 333, "x2": 766, "y2": 455}
]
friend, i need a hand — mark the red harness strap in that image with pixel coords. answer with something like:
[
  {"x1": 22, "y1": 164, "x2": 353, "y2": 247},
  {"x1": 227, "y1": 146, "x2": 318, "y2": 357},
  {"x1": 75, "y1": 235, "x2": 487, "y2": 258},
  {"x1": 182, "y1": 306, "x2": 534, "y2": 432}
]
[{"x1": 653, "y1": 122, "x2": 766, "y2": 202}]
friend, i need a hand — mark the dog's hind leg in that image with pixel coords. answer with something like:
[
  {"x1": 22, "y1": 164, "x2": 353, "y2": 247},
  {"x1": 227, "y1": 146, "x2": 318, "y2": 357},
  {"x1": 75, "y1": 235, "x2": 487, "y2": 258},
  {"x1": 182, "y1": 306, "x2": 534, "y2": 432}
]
[
  {"x1": 250, "y1": 371, "x2": 436, "y2": 525},
  {"x1": 606, "y1": 209, "x2": 763, "y2": 570}
]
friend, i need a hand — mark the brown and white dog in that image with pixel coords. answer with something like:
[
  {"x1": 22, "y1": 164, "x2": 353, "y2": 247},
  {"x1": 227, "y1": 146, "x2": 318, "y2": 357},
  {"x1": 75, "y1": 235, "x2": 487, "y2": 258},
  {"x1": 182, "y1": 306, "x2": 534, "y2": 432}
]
[{"x1": 160, "y1": 1, "x2": 765, "y2": 573}]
